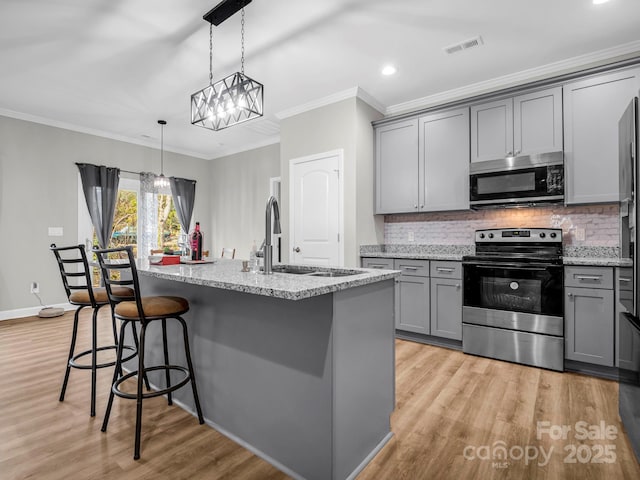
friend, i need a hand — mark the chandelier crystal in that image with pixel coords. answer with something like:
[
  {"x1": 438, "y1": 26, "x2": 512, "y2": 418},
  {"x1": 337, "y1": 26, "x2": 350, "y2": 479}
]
[{"x1": 191, "y1": 4, "x2": 263, "y2": 131}]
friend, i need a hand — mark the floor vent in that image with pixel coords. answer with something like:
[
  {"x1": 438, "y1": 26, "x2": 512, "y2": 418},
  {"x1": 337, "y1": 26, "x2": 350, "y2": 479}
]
[{"x1": 444, "y1": 35, "x2": 484, "y2": 55}]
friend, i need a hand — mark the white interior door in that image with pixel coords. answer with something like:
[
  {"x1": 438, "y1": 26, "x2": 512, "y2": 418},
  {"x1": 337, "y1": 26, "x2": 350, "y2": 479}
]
[{"x1": 290, "y1": 150, "x2": 343, "y2": 266}]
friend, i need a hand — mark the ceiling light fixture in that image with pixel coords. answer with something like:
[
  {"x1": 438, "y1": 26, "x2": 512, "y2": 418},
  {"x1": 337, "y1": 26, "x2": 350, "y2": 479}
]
[
  {"x1": 191, "y1": 0, "x2": 263, "y2": 131},
  {"x1": 382, "y1": 65, "x2": 397, "y2": 76},
  {"x1": 154, "y1": 120, "x2": 170, "y2": 189}
]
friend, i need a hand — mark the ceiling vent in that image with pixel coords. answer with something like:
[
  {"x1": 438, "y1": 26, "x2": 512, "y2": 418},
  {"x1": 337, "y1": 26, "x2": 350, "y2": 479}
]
[
  {"x1": 244, "y1": 119, "x2": 280, "y2": 136},
  {"x1": 444, "y1": 35, "x2": 484, "y2": 55}
]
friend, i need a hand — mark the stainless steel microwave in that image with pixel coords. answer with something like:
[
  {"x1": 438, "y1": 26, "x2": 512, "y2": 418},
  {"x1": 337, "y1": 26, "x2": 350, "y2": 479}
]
[{"x1": 469, "y1": 152, "x2": 564, "y2": 209}]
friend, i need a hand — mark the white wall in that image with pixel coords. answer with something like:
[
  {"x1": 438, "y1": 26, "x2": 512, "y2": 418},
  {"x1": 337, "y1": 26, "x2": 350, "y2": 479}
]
[
  {"x1": 0, "y1": 115, "x2": 212, "y2": 313},
  {"x1": 279, "y1": 97, "x2": 383, "y2": 267},
  {"x1": 209, "y1": 143, "x2": 280, "y2": 260}
]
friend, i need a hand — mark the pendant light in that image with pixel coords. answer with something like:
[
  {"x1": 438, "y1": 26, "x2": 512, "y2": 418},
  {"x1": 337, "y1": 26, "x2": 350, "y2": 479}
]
[
  {"x1": 154, "y1": 120, "x2": 170, "y2": 189},
  {"x1": 191, "y1": 0, "x2": 263, "y2": 131}
]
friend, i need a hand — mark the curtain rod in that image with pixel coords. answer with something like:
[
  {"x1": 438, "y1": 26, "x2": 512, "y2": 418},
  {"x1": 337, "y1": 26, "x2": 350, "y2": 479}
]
[{"x1": 75, "y1": 163, "x2": 196, "y2": 183}]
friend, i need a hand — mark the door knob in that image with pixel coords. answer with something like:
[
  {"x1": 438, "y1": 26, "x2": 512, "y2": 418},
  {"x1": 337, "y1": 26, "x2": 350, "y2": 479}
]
[{"x1": 293, "y1": 247, "x2": 301, "y2": 253}]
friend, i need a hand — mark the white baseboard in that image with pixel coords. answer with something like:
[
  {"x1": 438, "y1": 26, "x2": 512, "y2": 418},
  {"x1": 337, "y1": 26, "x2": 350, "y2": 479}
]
[{"x1": 0, "y1": 303, "x2": 74, "y2": 321}]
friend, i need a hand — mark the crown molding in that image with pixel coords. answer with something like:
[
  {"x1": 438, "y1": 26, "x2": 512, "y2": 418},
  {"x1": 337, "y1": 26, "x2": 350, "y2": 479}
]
[
  {"x1": 276, "y1": 86, "x2": 384, "y2": 120},
  {"x1": 386, "y1": 39, "x2": 640, "y2": 116},
  {"x1": 0, "y1": 108, "x2": 210, "y2": 160}
]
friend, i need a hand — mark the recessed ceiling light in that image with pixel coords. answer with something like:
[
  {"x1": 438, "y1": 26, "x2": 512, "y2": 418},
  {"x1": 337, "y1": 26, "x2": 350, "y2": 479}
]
[
  {"x1": 593, "y1": 0, "x2": 611, "y2": 4},
  {"x1": 381, "y1": 65, "x2": 397, "y2": 76}
]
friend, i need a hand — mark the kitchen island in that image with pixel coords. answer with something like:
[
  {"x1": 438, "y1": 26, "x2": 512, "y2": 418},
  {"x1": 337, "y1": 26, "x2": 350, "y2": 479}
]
[{"x1": 128, "y1": 259, "x2": 398, "y2": 480}]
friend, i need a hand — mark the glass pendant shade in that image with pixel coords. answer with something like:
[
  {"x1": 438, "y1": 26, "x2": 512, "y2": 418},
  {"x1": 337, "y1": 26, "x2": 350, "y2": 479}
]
[
  {"x1": 191, "y1": 72, "x2": 263, "y2": 131},
  {"x1": 154, "y1": 119, "x2": 170, "y2": 189}
]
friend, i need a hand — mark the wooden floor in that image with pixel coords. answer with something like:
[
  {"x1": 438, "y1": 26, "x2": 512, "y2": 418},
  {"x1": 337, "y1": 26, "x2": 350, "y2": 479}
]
[{"x1": 1, "y1": 311, "x2": 639, "y2": 480}]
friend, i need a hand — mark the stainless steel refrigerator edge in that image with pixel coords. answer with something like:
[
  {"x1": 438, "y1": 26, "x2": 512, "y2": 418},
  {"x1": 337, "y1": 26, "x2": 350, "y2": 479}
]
[{"x1": 618, "y1": 93, "x2": 640, "y2": 463}]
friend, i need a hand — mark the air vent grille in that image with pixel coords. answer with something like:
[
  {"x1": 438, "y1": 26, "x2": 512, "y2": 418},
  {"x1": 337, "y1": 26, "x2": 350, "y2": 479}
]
[{"x1": 444, "y1": 35, "x2": 484, "y2": 55}]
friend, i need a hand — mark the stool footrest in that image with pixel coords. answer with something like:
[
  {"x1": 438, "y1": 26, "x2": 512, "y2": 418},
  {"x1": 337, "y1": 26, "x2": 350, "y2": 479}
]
[
  {"x1": 69, "y1": 345, "x2": 137, "y2": 370},
  {"x1": 112, "y1": 365, "x2": 190, "y2": 400}
]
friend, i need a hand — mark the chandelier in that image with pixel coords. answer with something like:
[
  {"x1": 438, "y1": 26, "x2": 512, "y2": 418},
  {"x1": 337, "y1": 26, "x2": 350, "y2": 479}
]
[
  {"x1": 191, "y1": 0, "x2": 263, "y2": 131},
  {"x1": 154, "y1": 120, "x2": 170, "y2": 189}
]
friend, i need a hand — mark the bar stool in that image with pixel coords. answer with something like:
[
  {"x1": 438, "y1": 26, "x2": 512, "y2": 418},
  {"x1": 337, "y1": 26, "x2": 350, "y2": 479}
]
[
  {"x1": 50, "y1": 244, "x2": 139, "y2": 417},
  {"x1": 94, "y1": 246, "x2": 204, "y2": 460}
]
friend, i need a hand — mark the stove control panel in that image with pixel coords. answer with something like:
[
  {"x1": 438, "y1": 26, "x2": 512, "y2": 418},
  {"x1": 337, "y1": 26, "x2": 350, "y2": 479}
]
[{"x1": 475, "y1": 228, "x2": 562, "y2": 243}]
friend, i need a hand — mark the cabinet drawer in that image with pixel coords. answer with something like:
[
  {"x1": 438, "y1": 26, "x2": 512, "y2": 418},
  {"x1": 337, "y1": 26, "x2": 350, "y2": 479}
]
[
  {"x1": 361, "y1": 257, "x2": 394, "y2": 270},
  {"x1": 564, "y1": 266, "x2": 613, "y2": 289},
  {"x1": 394, "y1": 259, "x2": 429, "y2": 277},
  {"x1": 430, "y1": 261, "x2": 462, "y2": 279}
]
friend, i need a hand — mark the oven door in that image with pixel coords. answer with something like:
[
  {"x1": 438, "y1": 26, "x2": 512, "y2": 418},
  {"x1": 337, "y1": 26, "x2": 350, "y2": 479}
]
[{"x1": 463, "y1": 260, "x2": 563, "y2": 335}]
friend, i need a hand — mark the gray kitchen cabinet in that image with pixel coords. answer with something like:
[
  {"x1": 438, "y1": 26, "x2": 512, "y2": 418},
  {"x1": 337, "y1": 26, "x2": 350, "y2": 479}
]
[
  {"x1": 361, "y1": 257, "x2": 394, "y2": 269},
  {"x1": 563, "y1": 67, "x2": 640, "y2": 204},
  {"x1": 430, "y1": 261, "x2": 462, "y2": 340},
  {"x1": 513, "y1": 87, "x2": 563, "y2": 156},
  {"x1": 565, "y1": 266, "x2": 614, "y2": 366},
  {"x1": 375, "y1": 119, "x2": 419, "y2": 213},
  {"x1": 470, "y1": 97, "x2": 513, "y2": 163},
  {"x1": 419, "y1": 108, "x2": 470, "y2": 211},
  {"x1": 394, "y1": 259, "x2": 430, "y2": 334},
  {"x1": 470, "y1": 87, "x2": 562, "y2": 163}
]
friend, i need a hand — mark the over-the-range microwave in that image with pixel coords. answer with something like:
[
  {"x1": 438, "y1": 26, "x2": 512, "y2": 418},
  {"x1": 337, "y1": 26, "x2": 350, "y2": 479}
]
[{"x1": 469, "y1": 152, "x2": 564, "y2": 209}]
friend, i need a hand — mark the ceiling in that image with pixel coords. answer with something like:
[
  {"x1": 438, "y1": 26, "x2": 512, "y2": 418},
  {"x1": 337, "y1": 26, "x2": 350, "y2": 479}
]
[{"x1": 1, "y1": 0, "x2": 640, "y2": 160}]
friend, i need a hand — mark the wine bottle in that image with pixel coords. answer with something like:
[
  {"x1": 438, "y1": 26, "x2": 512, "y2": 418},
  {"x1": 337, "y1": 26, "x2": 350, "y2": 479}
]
[{"x1": 191, "y1": 222, "x2": 203, "y2": 261}]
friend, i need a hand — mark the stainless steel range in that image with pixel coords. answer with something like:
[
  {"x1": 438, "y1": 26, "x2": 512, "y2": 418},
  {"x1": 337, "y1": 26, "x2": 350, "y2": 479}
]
[{"x1": 462, "y1": 228, "x2": 564, "y2": 371}]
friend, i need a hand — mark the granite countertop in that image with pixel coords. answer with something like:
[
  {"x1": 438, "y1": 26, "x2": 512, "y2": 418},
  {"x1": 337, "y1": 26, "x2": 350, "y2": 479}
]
[
  {"x1": 360, "y1": 244, "x2": 632, "y2": 267},
  {"x1": 137, "y1": 259, "x2": 399, "y2": 301}
]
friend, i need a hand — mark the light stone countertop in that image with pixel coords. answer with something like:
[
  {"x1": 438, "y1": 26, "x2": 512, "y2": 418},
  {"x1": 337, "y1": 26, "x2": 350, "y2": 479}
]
[
  {"x1": 137, "y1": 258, "x2": 399, "y2": 301},
  {"x1": 360, "y1": 244, "x2": 631, "y2": 267}
]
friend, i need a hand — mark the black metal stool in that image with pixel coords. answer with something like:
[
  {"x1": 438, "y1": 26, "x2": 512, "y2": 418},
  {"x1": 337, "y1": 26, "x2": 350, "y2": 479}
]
[
  {"x1": 95, "y1": 246, "x2": 204, "y2": 460},
  {"x1": 50, "y1": 244, "x2": 140, "y2": 417}
]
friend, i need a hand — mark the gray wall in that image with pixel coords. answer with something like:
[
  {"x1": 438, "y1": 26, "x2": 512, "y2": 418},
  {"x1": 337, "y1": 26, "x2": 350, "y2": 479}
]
[
  {"x1": 280, "y1": 97, "x2": 382, "y2": 267},
  {"x1": 209, "y1": 143, "x2": 280, "y2": 260},
  {"x1": 0, "y1": 115, "x2": 212, "y2": 312}
]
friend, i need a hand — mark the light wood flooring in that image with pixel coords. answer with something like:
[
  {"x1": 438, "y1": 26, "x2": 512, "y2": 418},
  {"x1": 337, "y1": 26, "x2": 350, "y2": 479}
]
[{"x1": 1, "y1": 310, "x2": 639, "y2": 479}]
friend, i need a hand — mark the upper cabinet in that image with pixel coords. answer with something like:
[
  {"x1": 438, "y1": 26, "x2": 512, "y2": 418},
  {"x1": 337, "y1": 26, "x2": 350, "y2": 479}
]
[
  {"x1": 375, "y1": 119, "x2": 419, "y2": 214},
  {"x1": 419, "y1": 108, "x2": 470, "y2": 211},
  {"x1": 470, "y1": 87, "x2": 563, "y2": 163},
  {"x1": 563, "y1": 68, "x2": 640, "y2": 204},
  {"x1": 376, "y1": 109, "x2": 470, "y2": 214}
]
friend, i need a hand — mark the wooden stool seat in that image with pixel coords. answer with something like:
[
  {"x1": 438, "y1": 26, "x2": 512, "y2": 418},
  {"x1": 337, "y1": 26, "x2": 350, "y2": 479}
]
[
  {"x1": 115, "y1": 296, "x2": 189, "y2": 319},
  {"x1": 69, "y1": 286, "x2": 134, "y2": 305}
]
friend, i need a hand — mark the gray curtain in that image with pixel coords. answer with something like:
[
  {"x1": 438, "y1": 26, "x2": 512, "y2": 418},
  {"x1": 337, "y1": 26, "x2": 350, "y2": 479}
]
[
  {"x1": 76, "y1": 163, "x2": 120, "y2": 249},
  {"x1": 170, "y1": 177, "x2": 197, "y2": 234}
]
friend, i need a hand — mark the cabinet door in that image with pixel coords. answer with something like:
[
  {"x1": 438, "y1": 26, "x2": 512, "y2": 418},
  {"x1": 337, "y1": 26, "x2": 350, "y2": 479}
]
[
  {"x1": 375, "y1": 119, "x2": 419, "y2": 213},
  {"x1": 430, "y1": 277, "x2": 462, "y2": 340},
  {"x1": 513, "y1": 87, "x2": 563, "y2": 156},
  {"x1": 361, "y1": 257, "x2": 394, "y2": 269},
  {"x1": 395, "y1": 275, "x2": 429, "y2": 334},
  {"x1": 419, "y1": 108, "x2": 470, "y2": 211},
  {"x1": 563, "y1": 68, "x2": 640, "y2": 204},
  {"x1": 565, "y1": 286, "x2": 614, "y2": 366},
  {"x1": 470, "y1": 98, "x2": 514, "y2": 162}
]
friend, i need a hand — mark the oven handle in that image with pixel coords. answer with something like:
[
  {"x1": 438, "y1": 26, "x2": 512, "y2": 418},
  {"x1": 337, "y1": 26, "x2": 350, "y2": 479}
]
[{"x1": 463, "y1": 262, "x2": 560, "y2": 270}]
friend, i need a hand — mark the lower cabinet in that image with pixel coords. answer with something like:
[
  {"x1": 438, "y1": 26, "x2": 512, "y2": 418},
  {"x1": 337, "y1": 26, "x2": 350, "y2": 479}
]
[
  {"x1": 430, "y1": 262, "x2": 462, "y2": 340},
  {"x1": 394, "y1": 259, "x2": 430, "y2": 334},
  {"x1": 564, "y1": 266, "x2": 614, "y2": 366}
]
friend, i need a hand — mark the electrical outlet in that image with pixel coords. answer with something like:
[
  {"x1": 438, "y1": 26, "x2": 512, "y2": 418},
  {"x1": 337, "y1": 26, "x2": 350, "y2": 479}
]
[
  {"x1": 408, "y1": 231, "x2": 415, "y2": 242},
  {"x1": 575, "y1": 228, "x2": 586, "y2": 242},
  {"x1": 30, "y1": 282, "x2": 39, "y2": 294}
]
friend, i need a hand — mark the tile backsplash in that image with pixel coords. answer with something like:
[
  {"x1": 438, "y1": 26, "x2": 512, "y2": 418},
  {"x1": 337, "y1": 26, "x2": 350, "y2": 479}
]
[{"x1": 384, "y1": 204, "x2": 619, "y2": 247}]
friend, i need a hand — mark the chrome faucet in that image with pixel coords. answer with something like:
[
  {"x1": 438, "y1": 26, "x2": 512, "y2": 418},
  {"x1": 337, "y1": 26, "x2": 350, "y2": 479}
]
[{"x1": 263, "y1": 196, "x2": 281, "y2": 274}]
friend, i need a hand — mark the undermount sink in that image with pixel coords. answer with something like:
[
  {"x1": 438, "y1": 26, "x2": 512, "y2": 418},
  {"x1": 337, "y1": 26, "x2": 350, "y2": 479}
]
[{"x1": 271, "y1": 265, "x2": 362, "y2": 277}]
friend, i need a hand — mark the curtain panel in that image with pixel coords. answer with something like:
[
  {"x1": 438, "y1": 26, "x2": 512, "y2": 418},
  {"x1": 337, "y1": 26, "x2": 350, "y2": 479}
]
[
  {"x1": 169, "y1": 177, "x2": 197, "y2": 235},
  {"x1": 139, "y1": 172, "x2": 158, "y2": 258},
  {"x1": 76, "y1": 163, "x2": 120, "y2": 249}
]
